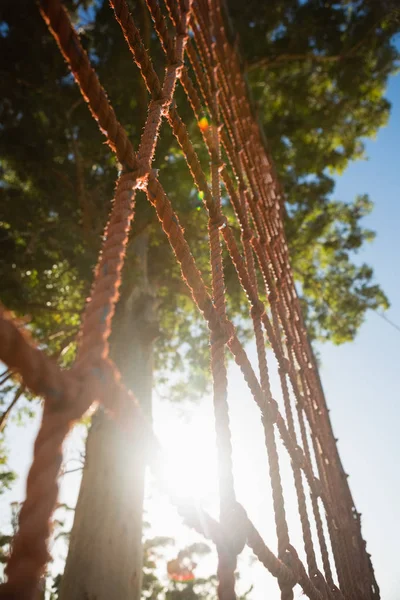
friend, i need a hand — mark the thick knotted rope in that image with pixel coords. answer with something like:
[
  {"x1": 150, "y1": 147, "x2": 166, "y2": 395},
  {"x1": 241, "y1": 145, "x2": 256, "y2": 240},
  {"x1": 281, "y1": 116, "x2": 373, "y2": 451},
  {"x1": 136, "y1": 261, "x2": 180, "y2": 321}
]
[{"x1": 0, "y1": 1, "x2": 377, "y2": 599}]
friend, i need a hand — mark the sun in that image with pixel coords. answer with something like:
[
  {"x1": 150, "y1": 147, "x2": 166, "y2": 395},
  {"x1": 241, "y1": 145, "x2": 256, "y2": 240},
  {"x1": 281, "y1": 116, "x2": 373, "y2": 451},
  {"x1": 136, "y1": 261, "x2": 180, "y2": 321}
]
[
  {"x1": 145, "y1": 394, "x2": 282, "y2": 598},
  {"x1": 151, "y1": 399, "x2": 220, "y2": 515}
]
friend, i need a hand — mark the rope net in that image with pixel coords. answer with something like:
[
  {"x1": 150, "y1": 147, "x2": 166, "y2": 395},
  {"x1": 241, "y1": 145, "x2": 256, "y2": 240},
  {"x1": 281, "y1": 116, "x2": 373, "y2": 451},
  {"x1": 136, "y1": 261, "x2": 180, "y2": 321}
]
[{"x1": 0, "y1": 1, "x2": 379, "y2": 599}]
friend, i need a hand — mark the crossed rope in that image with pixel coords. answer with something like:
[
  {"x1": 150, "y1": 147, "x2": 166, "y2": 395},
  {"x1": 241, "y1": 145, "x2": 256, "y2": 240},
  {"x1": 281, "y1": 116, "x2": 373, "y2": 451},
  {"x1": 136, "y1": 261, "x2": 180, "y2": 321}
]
[{"x1": 0, "y1": 1, "x2": 379, "y2": 599}]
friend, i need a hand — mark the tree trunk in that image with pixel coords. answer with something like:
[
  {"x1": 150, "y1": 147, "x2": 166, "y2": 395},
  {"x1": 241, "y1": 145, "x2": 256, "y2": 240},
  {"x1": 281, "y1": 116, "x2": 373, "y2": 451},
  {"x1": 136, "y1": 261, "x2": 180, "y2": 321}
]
[{"x1": 60, "y1": 232, "x2": 158, "y2": 600}]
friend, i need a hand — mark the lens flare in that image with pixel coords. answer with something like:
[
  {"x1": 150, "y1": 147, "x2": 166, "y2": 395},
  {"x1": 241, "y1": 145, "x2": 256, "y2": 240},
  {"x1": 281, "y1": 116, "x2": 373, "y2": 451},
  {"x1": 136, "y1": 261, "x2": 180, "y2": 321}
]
[{"x1": 198, "y1": 117, "x2": 209, "y2": 133}]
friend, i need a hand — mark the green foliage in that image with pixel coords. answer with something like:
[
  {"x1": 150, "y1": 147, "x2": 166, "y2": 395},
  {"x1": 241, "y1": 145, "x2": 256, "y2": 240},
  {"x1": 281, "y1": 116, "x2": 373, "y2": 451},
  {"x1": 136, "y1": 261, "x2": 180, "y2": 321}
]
[
  {"x1": 142, "y1": 537, "x2": 252, "y2": 600},
  {"x1": 0, "y1": 1, "x2": 398, "y2": 400},
  {"x1": 0, "y1": 535, "x2": 12, "y2": 566},
  {"x1": 0, "y1": 502, "x2": 19, "y2": 578},
  {"x1": 227, "y1": 0, "x2": 399, "y2": 341},
  {"x1": 0, "y1": 1, "x2": 398, "y2": 590},
  {"x1": 43, "y1": 518, "x2": 252, "y2": 600},
  {"x1": 0, "y1": 439, "x2": 16, "y2": 497},
  {"x1": 287, "y1": 192, "x2": 390, "y2": 342}
]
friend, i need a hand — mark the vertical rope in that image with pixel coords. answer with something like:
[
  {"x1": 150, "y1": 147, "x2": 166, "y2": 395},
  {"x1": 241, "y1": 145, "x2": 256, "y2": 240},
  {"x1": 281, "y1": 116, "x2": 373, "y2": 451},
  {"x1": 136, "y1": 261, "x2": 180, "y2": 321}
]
[
  {"x1": 0, "y1": 1, "x2": 379, "y2": 599},
  {"x1": 208, "y1": 3, "x2": 237, "y2": 596}
]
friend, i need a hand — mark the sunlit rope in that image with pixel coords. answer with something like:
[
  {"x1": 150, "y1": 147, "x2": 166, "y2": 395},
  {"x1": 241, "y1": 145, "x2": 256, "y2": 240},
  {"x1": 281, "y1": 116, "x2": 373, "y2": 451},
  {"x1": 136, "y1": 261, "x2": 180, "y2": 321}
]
[{"x1": 0, "y1": 1, "x2": 379, "y2": 599}]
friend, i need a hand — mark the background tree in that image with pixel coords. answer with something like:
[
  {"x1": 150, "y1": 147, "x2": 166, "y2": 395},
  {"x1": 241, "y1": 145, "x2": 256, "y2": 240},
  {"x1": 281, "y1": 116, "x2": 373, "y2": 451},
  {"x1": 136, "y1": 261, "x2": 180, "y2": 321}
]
[
  {"x1": 228, "y1": 0, "x2": 399, "y2": 342},
  {"x1": 0, "y1": 0, "x2": 399, "y2": 598},
  {"x1": 36, "y1": 517, "x2": 252, "y2": 600}
]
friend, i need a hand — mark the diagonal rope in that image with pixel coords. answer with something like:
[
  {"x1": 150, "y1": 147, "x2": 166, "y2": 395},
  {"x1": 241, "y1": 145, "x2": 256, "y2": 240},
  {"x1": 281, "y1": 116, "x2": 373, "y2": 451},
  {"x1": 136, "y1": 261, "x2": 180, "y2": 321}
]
[{"x1": 0, "y1": 1, "x2": 379, "y2": 599}]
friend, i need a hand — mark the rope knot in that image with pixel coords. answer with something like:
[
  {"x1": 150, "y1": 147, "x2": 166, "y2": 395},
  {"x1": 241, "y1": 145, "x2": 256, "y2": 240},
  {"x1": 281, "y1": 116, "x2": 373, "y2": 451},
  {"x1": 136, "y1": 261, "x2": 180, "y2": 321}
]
[
  {"x1": 312, "y1": 569, "x2": 329, "y2": 594},
  {"x1": 285, "y1": 332, "x2": 294, "y2": 347},
  {"x1": 132, "y1": 161, "x2": 157, "y2": 189},
  {"x1": 250, "y1": 299, "x2": 265, "y2": 319},
  {"x1": 277, "y1": 545, "x2": 297, "y2": 591},
  {"x1": 294, "y1": 445, "x2": 306, "y2": 470},
  {"x1": 313, "y1": 477, "x2": 323, "y2": 498},
  {"x1": 150, "y1": 95, "x2": 173, "y2": 117},
  {"x1": 210, "y1": 213, "x2": 228, "y2": 230},
  {"x1": 330, "y1": 583, "x2": 344, "y2": 598},
  {"x1": 267, "y1": 397, "x2": 279, "y2": 423},
  {"x1": 70, "y1": 357, "x2": 121, "y2": 416},
  {"x1": 117, "y1": 169, "x2": 142, "y2": 193},
  {"x1": 242, "y1": 228, "x2": 253, "y2": 242},
  {"x1": 219, "y1": 318, "x2": 235, "y2": 345},
  {"x1": 63, "y1": 364, "x2": 101, "y2": 421},
  {"x1": 258, "y1": 233, "x2": 267, "y2": 244},
  {"x1": 161, "y1": 97, "x2": 173, "y2": 116},
  {"x1": 220, "y1": 502, "x2": 248, "y2": 557},
  {"x1": 284, "y1": 545, "x2": 329, "y2": 599},
  {"x1": 217, "y1": 160, "x2": 225, "y2": 173},
  {"x1": 167, "y1": 59, "x2": 184, "y2": 79},
  {"x1": 283, "y1": 544, "x2": 301, "y2": 575}
]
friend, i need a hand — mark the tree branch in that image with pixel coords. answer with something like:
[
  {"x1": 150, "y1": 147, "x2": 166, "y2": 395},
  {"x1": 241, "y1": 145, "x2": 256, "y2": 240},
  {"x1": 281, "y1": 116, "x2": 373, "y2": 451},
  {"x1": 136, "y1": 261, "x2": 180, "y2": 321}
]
[
  {"x1": 248, "y1": 53, "x2": 344, "y2": 71},
  {"x1": 0, "y1": 386, "x2": 24, "y2": 433},
  {"x1": 71, "y1": 134, "x2": 94, "y2": 241},
  {"x1": 0, "y1": 371, "x2": 13, "y2": 387},
  {"x1": 62, "y1": 467, "x2": 83, "y2": 476},
  {"x1": 247, "y1": 11, "x2": 395, "y2": 72}
]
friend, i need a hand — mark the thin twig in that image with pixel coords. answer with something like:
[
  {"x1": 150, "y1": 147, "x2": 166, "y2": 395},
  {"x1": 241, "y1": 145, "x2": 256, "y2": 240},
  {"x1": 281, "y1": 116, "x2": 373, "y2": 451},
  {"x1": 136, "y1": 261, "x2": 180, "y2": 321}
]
[{"x1": 0, "y1": 386, "x2": 25, "y2": 433}]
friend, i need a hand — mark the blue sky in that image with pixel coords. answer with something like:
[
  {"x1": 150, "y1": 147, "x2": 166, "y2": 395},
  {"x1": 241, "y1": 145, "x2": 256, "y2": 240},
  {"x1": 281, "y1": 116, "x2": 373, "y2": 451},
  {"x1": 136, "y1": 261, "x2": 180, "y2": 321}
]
[
  {"x1": 1, "y1": 53, "x2": 399, "y2": 600},
  {"x1": 315, "y1": 70, "x2": 400, "y2": 600}
]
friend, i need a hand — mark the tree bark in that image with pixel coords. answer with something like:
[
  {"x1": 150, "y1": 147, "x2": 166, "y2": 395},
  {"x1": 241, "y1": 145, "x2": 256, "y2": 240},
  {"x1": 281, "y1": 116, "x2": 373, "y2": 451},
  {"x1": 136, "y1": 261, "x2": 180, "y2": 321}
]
[{"x1": 60, "y1": 232, "x2": 158, "y2": 600}]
